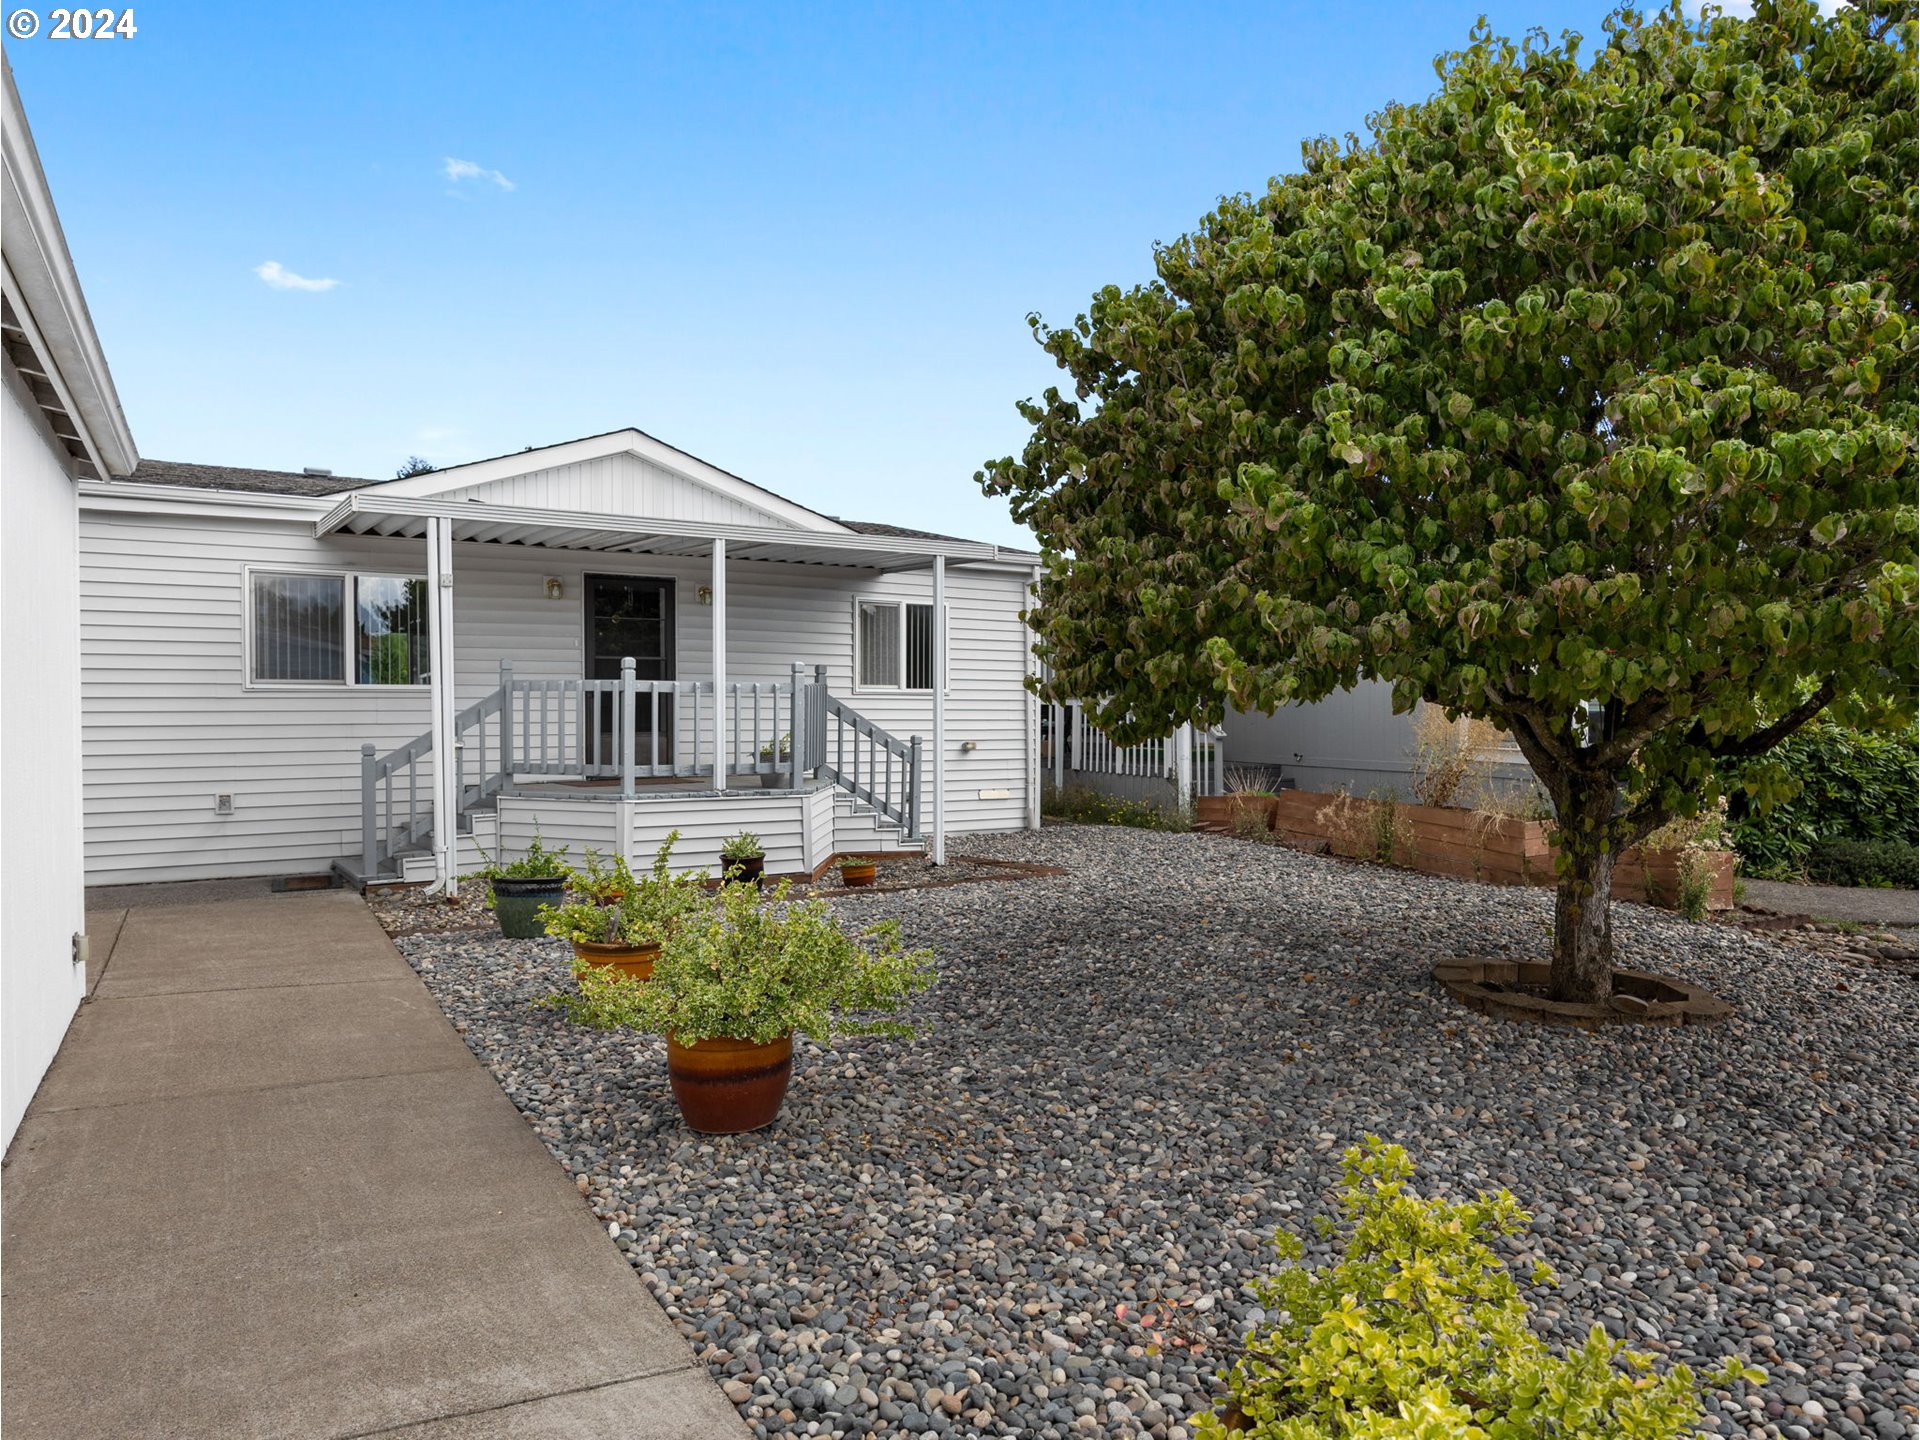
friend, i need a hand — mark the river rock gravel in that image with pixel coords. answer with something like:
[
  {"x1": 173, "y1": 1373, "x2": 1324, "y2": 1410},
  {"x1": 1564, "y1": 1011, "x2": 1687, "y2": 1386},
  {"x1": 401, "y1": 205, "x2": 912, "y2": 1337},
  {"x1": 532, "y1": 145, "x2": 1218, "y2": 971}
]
[{"x1": 391, "y1": 824, "x2": 1918, "y2": 1440}]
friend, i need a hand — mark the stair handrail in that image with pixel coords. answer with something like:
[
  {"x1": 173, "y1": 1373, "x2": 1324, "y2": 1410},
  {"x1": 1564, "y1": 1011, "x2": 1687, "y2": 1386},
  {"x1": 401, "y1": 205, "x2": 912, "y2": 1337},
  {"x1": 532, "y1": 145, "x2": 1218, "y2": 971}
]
[
  {"x1": 816, "y1": 676, "x2": 922, "y2": 837},
  {"x1": 360, "y1": 663, "x2": 512, "y2": 876}
]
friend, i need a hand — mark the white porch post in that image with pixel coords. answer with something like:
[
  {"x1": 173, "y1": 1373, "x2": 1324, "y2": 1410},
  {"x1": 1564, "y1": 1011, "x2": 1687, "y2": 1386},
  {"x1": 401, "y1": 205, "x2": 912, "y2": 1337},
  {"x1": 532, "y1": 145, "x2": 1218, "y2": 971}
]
[
  {"x1": 931, "y1": 554, "x2": 946, "y2": 865},
  {"x1": 1174, "y1": 721, "x2": 1195, "y2": 811},
  {"x1": 427, "y1": 515, "x2": 458, "y2": 894},
  {"x1": 711, "y1": 538, "x2": 727, "y2": 792}
]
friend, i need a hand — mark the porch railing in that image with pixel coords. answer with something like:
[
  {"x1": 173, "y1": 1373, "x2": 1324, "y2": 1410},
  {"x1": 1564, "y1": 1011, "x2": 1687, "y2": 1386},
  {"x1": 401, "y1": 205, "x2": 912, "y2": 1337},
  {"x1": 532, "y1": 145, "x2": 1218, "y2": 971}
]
[{"x1": 360, "y1": 659, "x2": 925, "y2": 876}]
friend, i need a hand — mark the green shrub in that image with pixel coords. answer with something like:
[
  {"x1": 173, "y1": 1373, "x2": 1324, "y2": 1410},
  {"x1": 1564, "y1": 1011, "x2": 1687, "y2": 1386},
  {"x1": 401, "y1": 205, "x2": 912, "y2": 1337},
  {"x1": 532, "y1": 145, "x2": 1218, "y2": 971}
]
[
  {"x1": 538, "y1": 832, "x2": 708, "y2": 947},
  {"x1": 543, "y1": 879, "x2": 935, "y2": 1042},
  {"x1": 1196, "y1": 1139, "x2": 1758, "y2": 1440},
  {"x1": 1726, "y1": 723, "x2": 1917, "y2": 878},
  {"x1": 475, "y1": 826, "x2": 570, "y2": 880},
  {"x1": 1043, "y1": 782, "x2": 1191, "y2": 831},
  {"x1": 1804, "y1": 836, "x2": 1919, "y2": 889}
]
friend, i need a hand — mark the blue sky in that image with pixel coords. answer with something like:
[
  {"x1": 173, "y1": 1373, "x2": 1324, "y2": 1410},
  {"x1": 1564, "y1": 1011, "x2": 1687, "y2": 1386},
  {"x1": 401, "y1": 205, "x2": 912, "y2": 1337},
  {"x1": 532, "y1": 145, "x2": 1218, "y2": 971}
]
[{"x1": 10, "y1": 0, "x2": 1628, "y2": 548}]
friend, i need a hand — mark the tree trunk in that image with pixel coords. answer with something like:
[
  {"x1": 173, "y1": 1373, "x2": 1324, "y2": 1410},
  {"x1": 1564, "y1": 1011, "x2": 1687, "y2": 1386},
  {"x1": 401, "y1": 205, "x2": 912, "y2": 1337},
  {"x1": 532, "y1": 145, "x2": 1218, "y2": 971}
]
[{"x1": 1550, "y1": 775, "x2": 1620, "y2": 1003}]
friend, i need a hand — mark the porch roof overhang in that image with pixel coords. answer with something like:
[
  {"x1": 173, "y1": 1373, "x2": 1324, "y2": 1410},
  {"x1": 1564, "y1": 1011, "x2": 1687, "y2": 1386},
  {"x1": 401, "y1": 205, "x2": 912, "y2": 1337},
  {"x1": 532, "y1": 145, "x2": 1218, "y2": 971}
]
[{"x1": 314, "y1": 492, "x2": 1016, "y2": 571}]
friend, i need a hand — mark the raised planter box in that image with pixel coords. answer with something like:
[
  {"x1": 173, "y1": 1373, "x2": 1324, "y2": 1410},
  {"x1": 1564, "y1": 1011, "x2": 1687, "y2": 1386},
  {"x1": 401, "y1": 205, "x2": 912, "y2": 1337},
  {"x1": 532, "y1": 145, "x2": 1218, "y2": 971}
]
[
  {"x1": 1195, "y1": 794, "x2": 1280, "y2": 833},
  {"x1": 1217, "y1": 788, "x2": 1732, "y2": 912}
]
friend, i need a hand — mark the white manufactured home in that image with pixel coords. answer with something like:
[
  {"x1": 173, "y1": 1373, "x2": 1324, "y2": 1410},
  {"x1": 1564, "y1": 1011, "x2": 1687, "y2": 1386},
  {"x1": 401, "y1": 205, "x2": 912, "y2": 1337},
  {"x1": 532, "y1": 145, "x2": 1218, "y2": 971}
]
[
  {"x1": 2, "y1": 57, "x2": 140, "y2": 1147},
  {"x1": 78, "y1": 430, "x2": 1044, "y2": 890}
]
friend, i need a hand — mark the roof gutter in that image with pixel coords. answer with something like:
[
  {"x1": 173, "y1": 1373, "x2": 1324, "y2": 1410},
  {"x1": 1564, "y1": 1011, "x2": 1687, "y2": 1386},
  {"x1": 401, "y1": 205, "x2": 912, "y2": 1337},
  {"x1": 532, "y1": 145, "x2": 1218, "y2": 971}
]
[{"x1": 315, "y1": 491, "x2": 1004, "y2": 562}]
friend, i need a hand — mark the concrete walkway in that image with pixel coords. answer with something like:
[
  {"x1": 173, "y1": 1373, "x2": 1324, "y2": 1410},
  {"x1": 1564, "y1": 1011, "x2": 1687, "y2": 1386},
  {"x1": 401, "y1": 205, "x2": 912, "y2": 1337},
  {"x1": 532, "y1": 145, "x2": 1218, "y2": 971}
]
[
  {"x1": 2, "y1": 884, "x2": 747, "y2": 1440},
  {"x1": 1742, "y1": 878, "x2": 1918, "y2": 928}
]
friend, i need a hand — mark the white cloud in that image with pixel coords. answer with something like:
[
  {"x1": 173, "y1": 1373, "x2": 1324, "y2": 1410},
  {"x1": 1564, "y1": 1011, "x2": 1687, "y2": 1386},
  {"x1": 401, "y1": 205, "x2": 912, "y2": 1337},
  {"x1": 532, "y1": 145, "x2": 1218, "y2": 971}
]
[
  {"x1": 442, "y1": 157, "x2": 514, "y2": 191},
  {"x1": 253, "y1": 261, "x2": 340, "y2": 292}
]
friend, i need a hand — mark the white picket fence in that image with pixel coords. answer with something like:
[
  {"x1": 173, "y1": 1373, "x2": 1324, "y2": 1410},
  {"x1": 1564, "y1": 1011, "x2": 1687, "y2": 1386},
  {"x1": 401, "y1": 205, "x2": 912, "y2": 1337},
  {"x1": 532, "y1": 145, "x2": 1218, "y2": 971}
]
[{"x1": 1045, "y1": 702, "x2": 1225, "y2": 807}]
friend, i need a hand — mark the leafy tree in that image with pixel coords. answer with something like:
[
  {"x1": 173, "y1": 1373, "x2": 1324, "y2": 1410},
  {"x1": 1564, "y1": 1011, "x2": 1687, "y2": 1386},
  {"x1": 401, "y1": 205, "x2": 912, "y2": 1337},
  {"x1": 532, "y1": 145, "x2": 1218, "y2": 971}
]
[
  {"x1": 981, "y1": 1, "x2": 1917, "y2": 1001},
  {"x1": 394, "y1": 455, "x2": 436, "y2": 479}
]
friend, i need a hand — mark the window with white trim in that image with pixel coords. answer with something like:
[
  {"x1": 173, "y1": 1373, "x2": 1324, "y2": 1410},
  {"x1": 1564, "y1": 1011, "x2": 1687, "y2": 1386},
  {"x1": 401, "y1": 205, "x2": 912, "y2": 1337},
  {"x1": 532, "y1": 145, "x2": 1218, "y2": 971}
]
[
  {"x1": 249, "y1": 570, "x2": 430, "y2": 685},
  {"x1": 854, "y1": 599, "x2": 946, "y2": 691}
]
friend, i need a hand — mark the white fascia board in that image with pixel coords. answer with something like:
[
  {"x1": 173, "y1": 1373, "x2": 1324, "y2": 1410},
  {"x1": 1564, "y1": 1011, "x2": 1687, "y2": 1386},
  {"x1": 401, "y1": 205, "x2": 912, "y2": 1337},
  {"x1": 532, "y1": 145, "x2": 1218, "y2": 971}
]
[
  {"x1": 77, "y1": 480, "x2": 337, "y2": 524},
  {"x1": 372, "y1": 427, "x2": 851, "y2": 535},
  {"x1": 317, "y1": 492, "x2": 999, "y2": 562},
  {"x1": 1, "y1": 62, "x2": 136, "y2": 476}
]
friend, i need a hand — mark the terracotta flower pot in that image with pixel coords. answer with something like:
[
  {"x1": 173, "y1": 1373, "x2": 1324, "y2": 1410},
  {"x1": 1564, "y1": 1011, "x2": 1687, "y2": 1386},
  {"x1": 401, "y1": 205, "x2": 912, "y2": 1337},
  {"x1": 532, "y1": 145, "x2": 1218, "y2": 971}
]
[
  {"x1": 570, "y1": 937, "x2": 661, "y2": 984},
  {"x1": 722, "y1": 854, "x2": 766, "y2": 887},
  {"x1": 839, "y1": 862, "x2": 877, "y2": 888},
  {"x1": 490, "y1": 877, "x2": 566, "y2": 939},
  {"x1": 666, "y1": 1033, "x2": 793, "y2": 1133}
]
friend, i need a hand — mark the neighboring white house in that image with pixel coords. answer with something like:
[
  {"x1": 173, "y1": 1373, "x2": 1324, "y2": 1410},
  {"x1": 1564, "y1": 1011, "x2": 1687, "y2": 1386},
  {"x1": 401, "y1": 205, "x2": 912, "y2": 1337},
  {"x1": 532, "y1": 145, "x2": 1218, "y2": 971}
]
[
  {"x1": 78, "y1": 430, "x2": 1044, "y2": 889},
  {"x1": 2, "y1": 57, "x2": 140, "y2": 1148},
  {"x1": 1221, "y1": 682, "x2": 1535, "y2": 800}
]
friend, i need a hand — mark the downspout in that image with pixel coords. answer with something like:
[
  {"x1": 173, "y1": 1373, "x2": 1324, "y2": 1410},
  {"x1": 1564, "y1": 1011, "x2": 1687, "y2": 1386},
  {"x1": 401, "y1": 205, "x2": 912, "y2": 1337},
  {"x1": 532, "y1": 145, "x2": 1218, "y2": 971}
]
[{"x1": 427, "y1": 515, "x2": 458, "y2": 895}]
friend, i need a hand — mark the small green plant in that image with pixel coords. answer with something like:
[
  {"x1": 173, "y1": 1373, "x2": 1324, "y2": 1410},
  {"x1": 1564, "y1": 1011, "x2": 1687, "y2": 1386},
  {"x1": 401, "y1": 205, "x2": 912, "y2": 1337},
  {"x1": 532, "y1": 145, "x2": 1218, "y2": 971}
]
[
  {"x1": 1369, "y1": 790, "x2": 1402, "y2": 865},
  {"x1": 539, "y1": 831, "x2": 708, "y2": 947},
  {"x1": 544, "y1": 879, "x2": 935, "y2": 1041},
  {"x1": 720, "y1": 831, "x2": 765, "y2": 861},
  {"x1": 1232, "y1": 807, "x2": 1275, "y2": 843},
  {"x1": 474, "y1": 826, "x2": 570, "y2": 881},
  {"x1": 758, "y1": 733, "x2": 792, "y2": 762},
  {"x1": 1044, "y1": 783, "x2": 1191, "y2": 831},
  {"x1": 836, "y1": 854, "x2": 878, "y2": 870},
  {"x1": 1196, "y1": 1139, "x2": 1761, "y2": 1440}
]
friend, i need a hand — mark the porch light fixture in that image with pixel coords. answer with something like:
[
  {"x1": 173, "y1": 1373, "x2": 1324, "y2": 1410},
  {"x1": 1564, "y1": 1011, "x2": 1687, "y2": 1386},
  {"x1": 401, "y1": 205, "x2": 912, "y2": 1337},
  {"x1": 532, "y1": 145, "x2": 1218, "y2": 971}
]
[
  {"x1": 543, "y1": 577, "x2": 564, "y2": 600},
  {"x1": 697, "y1": 585, "x2": 713, "y2": 606}
]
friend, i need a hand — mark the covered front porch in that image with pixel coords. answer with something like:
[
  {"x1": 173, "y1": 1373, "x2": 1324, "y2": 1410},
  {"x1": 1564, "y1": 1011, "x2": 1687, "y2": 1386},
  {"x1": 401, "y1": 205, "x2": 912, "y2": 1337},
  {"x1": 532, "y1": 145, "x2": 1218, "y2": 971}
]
[{"x1": 317, "y1": 487, "x2": 1037, "y2": 888}]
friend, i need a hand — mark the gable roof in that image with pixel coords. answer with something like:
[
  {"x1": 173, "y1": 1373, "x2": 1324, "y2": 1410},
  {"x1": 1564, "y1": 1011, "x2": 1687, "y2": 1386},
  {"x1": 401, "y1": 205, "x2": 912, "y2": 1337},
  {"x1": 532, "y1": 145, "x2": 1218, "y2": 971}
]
[{"x1": 375, "y1": 427, "x2": 850, "y2": 534}]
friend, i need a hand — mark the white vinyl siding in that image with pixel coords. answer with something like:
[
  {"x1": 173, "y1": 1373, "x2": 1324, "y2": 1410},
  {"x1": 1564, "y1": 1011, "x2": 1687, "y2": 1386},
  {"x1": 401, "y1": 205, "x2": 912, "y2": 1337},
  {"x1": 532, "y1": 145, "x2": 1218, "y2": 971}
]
[
  {"x1": 444, "y1": 452, "x2": 795, "y2": 528},
  {"x1": 79, "y1": 508, "x2": 1035, "y2": 884},
  {"x1": 3, "y1": 368, "x2": 87, "y2": 1148}
]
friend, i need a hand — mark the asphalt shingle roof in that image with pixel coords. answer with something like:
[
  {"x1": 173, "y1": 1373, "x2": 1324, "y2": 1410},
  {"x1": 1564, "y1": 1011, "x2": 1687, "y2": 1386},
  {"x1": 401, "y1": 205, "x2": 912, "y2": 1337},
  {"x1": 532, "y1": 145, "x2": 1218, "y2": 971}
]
[{"x1": 122, "y1": 459, "x2": 377, "y2": 496}]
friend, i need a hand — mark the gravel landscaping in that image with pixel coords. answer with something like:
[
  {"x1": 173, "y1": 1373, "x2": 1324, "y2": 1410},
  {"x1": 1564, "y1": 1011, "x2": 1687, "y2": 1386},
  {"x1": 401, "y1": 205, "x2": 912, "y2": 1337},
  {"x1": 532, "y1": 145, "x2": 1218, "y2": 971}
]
[{"x1": 391, "y1": 825, "x2": 1917, "y2": 1440}]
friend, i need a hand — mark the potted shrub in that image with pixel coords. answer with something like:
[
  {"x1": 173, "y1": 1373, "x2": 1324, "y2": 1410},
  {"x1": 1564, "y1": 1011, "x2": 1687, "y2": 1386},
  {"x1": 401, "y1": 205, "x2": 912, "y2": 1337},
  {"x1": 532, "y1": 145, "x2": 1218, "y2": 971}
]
[
  {"x1": 719, "y1": 830, "x2": 766, "y2": 887},
  {"x1": 475, "y1": 829, "x2": 570, "y2": 939},
  {"x1": 539, "y1": 833, "x2": 707, "y2": 983},
  {"x1": 554, "y1": 881, "x2": 935, "y2": 1133},
  {"x1": 836, "y1": 854, "x2": 879, "y2": 888}
]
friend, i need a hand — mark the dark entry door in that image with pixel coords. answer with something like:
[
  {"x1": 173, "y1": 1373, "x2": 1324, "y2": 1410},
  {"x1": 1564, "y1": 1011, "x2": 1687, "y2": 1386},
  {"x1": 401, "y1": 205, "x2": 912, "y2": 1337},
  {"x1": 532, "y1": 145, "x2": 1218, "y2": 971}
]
[{"x1": 586, "y1": 575, "x2": 674, "y2": 769}]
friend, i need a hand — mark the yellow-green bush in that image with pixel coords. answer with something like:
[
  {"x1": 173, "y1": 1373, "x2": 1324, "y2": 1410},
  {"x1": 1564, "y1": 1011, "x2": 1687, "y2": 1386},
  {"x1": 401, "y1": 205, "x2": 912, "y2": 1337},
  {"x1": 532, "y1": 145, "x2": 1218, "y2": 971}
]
[{"x1": 1196, "y1": 1139, "x2": 1759, "y2": 1440}]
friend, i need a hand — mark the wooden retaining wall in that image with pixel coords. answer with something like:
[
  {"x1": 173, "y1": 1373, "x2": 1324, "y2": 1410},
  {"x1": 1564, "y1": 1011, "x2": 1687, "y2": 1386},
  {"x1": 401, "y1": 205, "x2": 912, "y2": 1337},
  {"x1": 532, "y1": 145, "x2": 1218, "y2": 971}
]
[{"x1": 1196, "y1": 791, "x2": 1734, "y2": 911}]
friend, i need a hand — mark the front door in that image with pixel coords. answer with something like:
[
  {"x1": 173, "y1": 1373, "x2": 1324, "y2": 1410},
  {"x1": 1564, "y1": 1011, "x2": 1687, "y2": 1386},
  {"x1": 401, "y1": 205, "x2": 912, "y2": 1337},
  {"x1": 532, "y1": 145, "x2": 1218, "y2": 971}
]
[{"x1": 585, "y1": 575, "x2": 675, "y2": 769}]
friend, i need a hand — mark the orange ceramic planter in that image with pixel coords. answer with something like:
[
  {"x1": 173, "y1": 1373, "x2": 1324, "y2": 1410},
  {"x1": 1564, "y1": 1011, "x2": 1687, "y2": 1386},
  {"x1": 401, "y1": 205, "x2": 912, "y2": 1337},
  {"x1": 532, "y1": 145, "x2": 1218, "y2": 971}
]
[
  {"x1": 570, "y1": 938, "x2": 660, "y2": 984},
  {"x1": 666, "y1": 1033, "x2": 793, "y2": 1133}
]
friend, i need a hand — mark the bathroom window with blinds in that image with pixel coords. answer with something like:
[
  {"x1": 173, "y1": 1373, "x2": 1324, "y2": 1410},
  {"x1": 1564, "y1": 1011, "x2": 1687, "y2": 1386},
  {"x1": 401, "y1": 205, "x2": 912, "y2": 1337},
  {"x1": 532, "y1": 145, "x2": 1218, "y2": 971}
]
[
  {"x1": 248, "y1": 570, "x2": 430, "y2": 686},
  {"x1": 854, "y1": 599, "x2": 946, "y2": 691}
]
